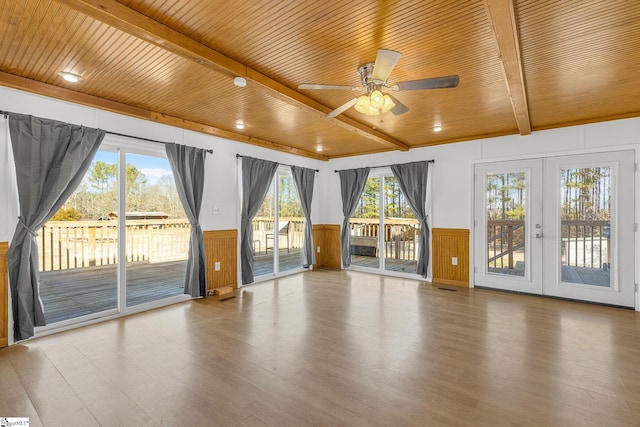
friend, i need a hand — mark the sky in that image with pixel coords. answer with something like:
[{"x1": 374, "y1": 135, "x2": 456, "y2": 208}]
[{"x1": 93, "y1": 150, "x2": 173, "y2": 185}]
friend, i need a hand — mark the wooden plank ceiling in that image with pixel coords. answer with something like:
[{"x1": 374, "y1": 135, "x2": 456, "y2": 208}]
[{"x1": 1, "y1": 0, "x2": 639, "y2": 160}]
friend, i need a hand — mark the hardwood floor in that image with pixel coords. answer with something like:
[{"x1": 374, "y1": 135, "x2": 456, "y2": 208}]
[{"x1": 1, "y1": 269, "x2": 639, "y2": 426}]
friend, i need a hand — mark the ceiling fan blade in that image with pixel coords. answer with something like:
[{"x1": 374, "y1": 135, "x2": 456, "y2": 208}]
[
  {"x1": 371, "y1": 49, "x2": 402, "y2": 84},
  {"x1": 390, "y1": 75, "x2": 459, "y2": 91},
  {"x1": 326, "y1": 98, "x2": 358, "y2": 118},
  {"x1": 298, "y1": 84, "x2": 359, "y2": 91},
  {"x1": 387, "y1": 94, "x2": 409, "y2": 116}
]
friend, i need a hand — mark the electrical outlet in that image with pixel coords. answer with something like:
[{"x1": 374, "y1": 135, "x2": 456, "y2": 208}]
[
  {"x1": 316, "y1": 246, "x2": 321, "y2": 253},
  {"x1": 212, "y1": 206, "x2": 220, "y2": 215},
  {"x1": 214, "y1": 261, "x2": 220, "y2": 271},
  {"x1": 452, "y1": 257, "x2": 458, "y2": 266}
]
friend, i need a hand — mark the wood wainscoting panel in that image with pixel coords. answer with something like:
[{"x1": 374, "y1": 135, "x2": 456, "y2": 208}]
[
  {"x1": 312, "y1": 224, "x2": 342, "y2": 270},
  {"x1": 203, "y1": 230, "x2": 237, "y2": 291},
  {"x1": 0, "y1": 242, "x2": 8, "y2": 347},
  {"x1": 432, "y1": 228, "x2": 470, "y2": 287},
  {"x1": 312, "y1": 225, "x2": 325, "y2": 268}
]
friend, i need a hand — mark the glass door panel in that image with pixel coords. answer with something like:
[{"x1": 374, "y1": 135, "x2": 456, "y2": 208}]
[
  {"x1": 543, "y1": 151, "x2": 634, "y2": 306},
  {"x1": 124, "y1": 153, "x2": 189, "y2": 307},
  {"x1": 559, "y1": 167, "x2": 611, "y2": 287},
  {"x1": 253, "y1": 181, "x2": 275, "y2": 277},
  {"x1": 486, "y1": 171, "x2": 526, "y2": 277},
  {"x1": 277, "y1": 173, "x2": 303, "y2": 273},
  {"x1": 473, "y1": 159, "x2": 543, "y2": 294},
  {"x1": 383, "y1": 176, "x2": 419, "y2": 274},
  {"x1": 38, "y1": 150, "x2": 119, "y2": 324},
  {"x1": 350, "y1": 177, "x2": 381, "y2": 269}
]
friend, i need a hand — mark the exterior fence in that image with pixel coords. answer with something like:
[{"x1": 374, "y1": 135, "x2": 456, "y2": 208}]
[{"x1": 487, "y1": 219, "x2": 610, "y2": 270}]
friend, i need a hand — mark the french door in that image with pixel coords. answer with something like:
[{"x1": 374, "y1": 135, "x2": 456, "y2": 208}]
[{"x1": 474, "y1": 151, "x2": 635, "y2": 307}]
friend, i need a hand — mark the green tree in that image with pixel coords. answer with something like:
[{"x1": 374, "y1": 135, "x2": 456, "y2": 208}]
[{"x1": 87, "y1": 161, "x2": 117, "y2": 193}]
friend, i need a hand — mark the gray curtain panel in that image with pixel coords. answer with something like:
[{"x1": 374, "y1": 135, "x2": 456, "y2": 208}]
[
  {"x1": 391, "y1": 161, "x2": 430, "y2": 277},
  {"x1": 165, "y1": 143, "x2": 208, "y2": 297},
  {"x1": 291, "y1": 166, "x2": 316, "y2": 267},
  {"x1": 8, "y1": 113, "x2": 105, "y2": 341},
  {"x1": 241, "y1": 156, "x2": 279, "y2": 284},
  {"x1": 338, "y1": 167, "x2": 370, "y2": 268}
]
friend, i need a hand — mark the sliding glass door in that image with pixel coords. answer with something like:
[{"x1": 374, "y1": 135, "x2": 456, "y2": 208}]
[
  {"x1": 37, "y1": 142, "x2": 190, "y2": 327},
  {"x1": 38, "y1": 150, "x2": 120, "y2": 324},
  {"x1": 124, "y1": 153, "x2": 189, "y2": 307},
  {"x1": 251, "y1": 168, "x2": 304, "y2": 280},
  {"x1": 350, "y1": 172, "x2": 420, "y2": 275}
]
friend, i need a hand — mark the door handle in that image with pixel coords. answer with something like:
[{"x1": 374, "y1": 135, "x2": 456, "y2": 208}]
[{"x1": 535, "y1": 224, "x2": 542, "y2": 238}]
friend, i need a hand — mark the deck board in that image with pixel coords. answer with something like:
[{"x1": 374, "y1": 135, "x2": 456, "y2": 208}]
[{"x1": 39, "y1": 260, "x2": 187, "y2": 324}]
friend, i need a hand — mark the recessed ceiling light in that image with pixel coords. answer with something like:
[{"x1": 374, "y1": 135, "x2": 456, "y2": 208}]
[
  {"x1": 433, "y1": 125, "x2": 442, "y2": 132},
  {"x1": 233, "y1": 77, "x2": 247, "y2": 87},
  {"x1": 316, "y1": 145, "x2": 323, "y2": 152},
  {"x1": 58, "y1": 71, "x2": 83, "y2": 83},
  {"x1": 235, "y1": 121, "x2": 246, "y2": 130}
]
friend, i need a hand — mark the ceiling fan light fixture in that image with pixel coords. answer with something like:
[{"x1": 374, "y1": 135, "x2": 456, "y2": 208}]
[
  {"x1": 58, "y1": 71, "x2": 83, "y2": 83},
  {"x1": 369, "y1": 90, "x2": 384, "y2": 109},
  {"x1": 354, "y1": 92, "x2": 395, "y2": 116}
]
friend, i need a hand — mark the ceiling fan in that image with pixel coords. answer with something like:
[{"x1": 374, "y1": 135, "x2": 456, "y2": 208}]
[{"x1": 298, "y1": 48, "x2": 459, "y2": 118}]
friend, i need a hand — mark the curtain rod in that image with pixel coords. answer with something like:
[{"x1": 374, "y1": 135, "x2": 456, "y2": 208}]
[
  {"x1": 236, "y1": 154, "x2": 319, "y2": 172},
  {"x1": 106, "y1": 131, "x2": 213, "y2": 154},
  {"x1": 334, "y1": 159, "x2": 434, "y2": 173},
  {"x1": 0, "y1": 110, "x2": 213, "y2": 154}
]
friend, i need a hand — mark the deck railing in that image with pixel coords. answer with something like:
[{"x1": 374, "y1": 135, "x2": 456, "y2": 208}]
[
  {"x1": 487, "y1": 219, "x2": 610, "y2": 270},
  {"x1": 38, "y1": 219, "x2": 190, "y2": 272},
  {"x1": 349, "y1": 218, "x2": 420, "y2": 261},
  {"x1": 252, "y1": 217, "x2": 305, "y2": 255},
  {"x1": 487, "y1": 220, "x2": 525, "y2": 270},
  {"x1": 39, "y1": 217, "x2": 425, "y2": 272},
  {"x1": 562, "y1": 220, "x2": 609, "y2": 268}
]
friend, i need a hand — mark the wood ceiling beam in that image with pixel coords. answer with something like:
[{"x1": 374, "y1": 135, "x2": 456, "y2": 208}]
[
  {"x1": 0, "y1": 72, "x2": 329, "y2": 161},
  {"x1": 54, "y1": 0, "x2": 409, "y2": 152},
  {"x1": 483, "y1": 0, "x2": 531, "y2": 135}
]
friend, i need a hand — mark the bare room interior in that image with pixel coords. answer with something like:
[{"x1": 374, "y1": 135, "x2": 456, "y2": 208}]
[{"x1": 1, "y1": 1, "x2": 640, "y2": 425}]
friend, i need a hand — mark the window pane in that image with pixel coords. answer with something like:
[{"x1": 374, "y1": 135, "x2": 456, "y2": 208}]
[
  {"x1": 253, "y1": 181, "x2": 275, "y2": 277},
  {"x1": 560, "y1": 167, "x2": 611, "y2": 287},
  {"x1": 125, "y1": 154, "x2": 190, "y2": 307},
  {"x1": 486, "y1": 171, "x2": 526, "y2": 276},
  {"x1": 277, "y1": 174, "x2": 303, "y2": 273},
  {"x1": 383, "y1": 176, "x2": 419, "y2": 273},
  {"x1": 350, "y1": 177, "x2": 380, "y2": 269}
]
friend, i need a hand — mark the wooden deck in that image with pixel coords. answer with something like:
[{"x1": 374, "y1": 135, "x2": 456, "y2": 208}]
[
  {"x1": 351, "y1": 255, "x2": 418, "y2": 273},
  {"x1": 489, "y1": 265, "x2": 610, "y2": 287},
  {"x1": 253, "y1": 248, "x2": 304, "y2": 277},
  {"x1": 39, "y1": 260, "x2": 187, "y2": 324}
]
